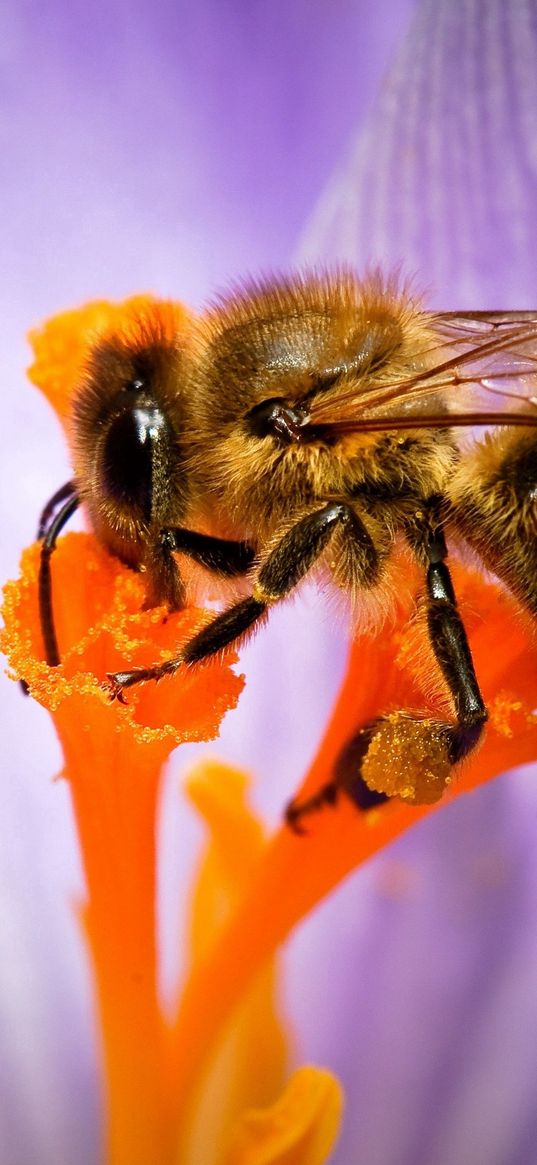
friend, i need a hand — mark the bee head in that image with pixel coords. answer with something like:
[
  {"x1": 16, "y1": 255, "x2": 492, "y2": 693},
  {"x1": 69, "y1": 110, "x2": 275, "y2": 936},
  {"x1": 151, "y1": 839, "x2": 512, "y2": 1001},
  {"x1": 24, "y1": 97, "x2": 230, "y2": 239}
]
[{"x1": 71, "y1": 301, "x2": 193, "y2": 561}]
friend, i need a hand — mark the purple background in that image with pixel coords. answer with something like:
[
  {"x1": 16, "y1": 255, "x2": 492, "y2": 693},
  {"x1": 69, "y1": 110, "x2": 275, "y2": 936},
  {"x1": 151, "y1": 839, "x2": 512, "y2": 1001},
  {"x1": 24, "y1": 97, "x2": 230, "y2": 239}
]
[{"x1": 2, "y1": 2, "x2": 537, "y2": 1163}]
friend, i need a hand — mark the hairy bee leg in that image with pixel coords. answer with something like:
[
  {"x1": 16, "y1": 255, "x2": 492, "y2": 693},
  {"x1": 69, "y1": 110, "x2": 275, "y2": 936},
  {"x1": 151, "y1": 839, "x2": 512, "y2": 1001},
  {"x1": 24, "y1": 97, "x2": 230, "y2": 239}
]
[
  {"x1": 20, "y1": 480, "x2": 80, "y2": 693},
  {"x1": 36, "y1": 479, "x2": 78, "y2": 539},
  {"x1": 38, "y1": 492, "x2": 80, "y2": 666},
  {"x1": 424, "y1": 535, "x2": 487, "y2": 762},
  {"x1": 143, "y1": 528, "x2": 257, "y2": 610},
  {"x1": 346, "y1": 548, "x2": 487, "y2": 806},
  {"x1": 163, "y1": 528, "x2": 256, "y2": 576},
  {"x1": 107, "y1": 502, "x2": 379, "y2": 694},
  {"x1": 143, "y1": 534, "x2": 187, "y2": 611},
  {"x1": 285, "y1": 721, "x2": 388, "y2": 833},
  {"x1": 286, "y1": 531, "x2": 487, "y2": 817}
]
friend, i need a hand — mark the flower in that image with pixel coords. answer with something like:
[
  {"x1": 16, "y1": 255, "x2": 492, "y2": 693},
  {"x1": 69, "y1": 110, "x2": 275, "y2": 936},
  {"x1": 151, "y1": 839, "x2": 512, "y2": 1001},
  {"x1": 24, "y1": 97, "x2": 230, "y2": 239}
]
[
  {"x1": 2, "y1": 525, "x2": 343, "y2": 1164},
  {"x1": 3, "y1": 285, "x2": 347, "y2": 1160},
  {"x1": 4, "y1": 424, "x2": 537, "y2": 1164},
  {"x1": 3, "y1": 2, "x2": 537, "y2": 1164},
  {"x1": 165, "y1": 568, "x2": 537, "y2": 1106},
  {"x1": 4, "y1": 366, "x2": 537, "y2": 1161}
]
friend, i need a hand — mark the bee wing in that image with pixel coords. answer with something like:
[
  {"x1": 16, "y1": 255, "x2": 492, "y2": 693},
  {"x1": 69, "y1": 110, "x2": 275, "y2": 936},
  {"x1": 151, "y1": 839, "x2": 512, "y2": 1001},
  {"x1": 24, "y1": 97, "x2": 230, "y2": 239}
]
[{"x1": 309, "y1": 312, "x2": 537, "y2": 434}]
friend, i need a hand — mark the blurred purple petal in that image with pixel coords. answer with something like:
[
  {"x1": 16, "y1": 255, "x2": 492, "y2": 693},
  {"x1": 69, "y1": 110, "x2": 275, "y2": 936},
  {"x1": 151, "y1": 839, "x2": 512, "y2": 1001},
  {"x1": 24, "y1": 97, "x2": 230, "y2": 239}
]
[
  {"x1": 285, "y1": 770, "x2": 537, "y2": 1165},
  {"x1": 299, "y1": 0, "x2": 537, "y2": 308}
]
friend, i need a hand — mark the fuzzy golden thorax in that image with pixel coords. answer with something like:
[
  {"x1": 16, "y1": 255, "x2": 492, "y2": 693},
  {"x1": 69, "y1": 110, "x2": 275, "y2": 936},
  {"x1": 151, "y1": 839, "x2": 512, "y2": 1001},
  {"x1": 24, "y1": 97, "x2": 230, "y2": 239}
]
[{"x1": 186, "y1": 271, "x2": 456, "y2": 543}]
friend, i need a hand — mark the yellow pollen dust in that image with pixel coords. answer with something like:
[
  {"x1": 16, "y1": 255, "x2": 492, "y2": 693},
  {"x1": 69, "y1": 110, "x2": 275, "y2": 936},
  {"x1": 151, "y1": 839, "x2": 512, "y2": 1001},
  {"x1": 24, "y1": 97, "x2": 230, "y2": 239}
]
[{"x1": 361, "y1": 712, "x2": 453, "y2": 805}]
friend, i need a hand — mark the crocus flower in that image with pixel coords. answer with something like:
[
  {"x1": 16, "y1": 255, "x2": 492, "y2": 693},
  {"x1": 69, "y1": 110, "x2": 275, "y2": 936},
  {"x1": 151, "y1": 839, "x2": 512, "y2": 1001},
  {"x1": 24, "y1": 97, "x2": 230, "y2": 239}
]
[
  {"x1": 3, "y1": 2, "x2": 537, "y2": 1164},
  {"x1": 4, "y1": 299, "x2": 537, "y2": 1164},
  {"x1": 2, "y1": 527, "x2": 343, "y2": 1163}
]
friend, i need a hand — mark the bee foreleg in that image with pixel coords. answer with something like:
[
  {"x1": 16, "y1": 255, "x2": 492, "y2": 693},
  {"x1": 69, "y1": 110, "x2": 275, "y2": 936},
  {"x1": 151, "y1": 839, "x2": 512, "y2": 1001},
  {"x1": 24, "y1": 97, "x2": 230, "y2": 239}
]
[
  {"x1": 143, "y1": 532, "x2": 187, "y2": 611},
  {"x1": 143, "y1": 528, "x2": 256, "y2": 611},
  {"x1": 162, "y1": 528, "x2": 256, "y2": 577},
  {"x1": 38, "y1": 489, "x2": 80, "y2": 667},
  {"x1": 107, "y1": 503, "x2": 378, "y2": 695},
  {"x1": 20, "y1": 480, "x2": 80, "y2": 692},
  {"x1": 36, "y1": 479, "x2": 78, "y2": 540}
]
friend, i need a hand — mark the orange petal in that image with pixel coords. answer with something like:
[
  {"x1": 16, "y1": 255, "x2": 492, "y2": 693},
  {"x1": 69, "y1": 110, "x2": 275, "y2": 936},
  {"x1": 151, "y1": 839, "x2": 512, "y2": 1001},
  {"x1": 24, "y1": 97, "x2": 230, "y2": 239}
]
[
  {"x1": 225, "y1": 1067, "x2": 343, "y2": 1165},
  {"x1": 1, "y1": 536, "x2": 244, "y2": 1165},
  {"x1": 1, "y1": 534, "x2": 244, "y2": 744},
  {"x1": 27, "y1": 295, "x2": 192, "y2": 434},
  {"x1": 177, "y1": 762, "x2": 286, "y2": 1165}
]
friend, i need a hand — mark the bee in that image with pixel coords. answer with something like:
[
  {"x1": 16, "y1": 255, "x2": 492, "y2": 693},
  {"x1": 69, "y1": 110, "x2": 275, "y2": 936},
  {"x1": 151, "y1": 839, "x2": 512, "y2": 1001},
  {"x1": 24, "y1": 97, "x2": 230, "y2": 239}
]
[{"x1": 33, "y1": 272, "x2": 537, "y2": 819}]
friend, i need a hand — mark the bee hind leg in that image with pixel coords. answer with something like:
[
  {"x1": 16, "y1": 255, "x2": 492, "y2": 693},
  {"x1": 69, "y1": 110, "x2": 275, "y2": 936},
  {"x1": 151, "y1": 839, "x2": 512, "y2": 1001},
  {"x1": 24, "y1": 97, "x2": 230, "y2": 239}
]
[
  {"x1": 286, "y1": 528, "x2": 488, "y2": 824},
  {"x1": 358, "y1": 531, "x2": 487, "y2": 808},
  {"x1": 285, "y1": 724, "x2": 388, "y2": 834},
  {"x1": 423, "y1": 536, "x2": 488, "y2": 763}
]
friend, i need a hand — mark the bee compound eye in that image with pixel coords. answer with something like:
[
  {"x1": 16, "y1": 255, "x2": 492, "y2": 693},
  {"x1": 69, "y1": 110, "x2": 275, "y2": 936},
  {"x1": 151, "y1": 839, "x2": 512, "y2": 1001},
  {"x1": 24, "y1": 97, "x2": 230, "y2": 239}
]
[{"x1": 100, "y1": 405, "x2": 171, "y2": 521}]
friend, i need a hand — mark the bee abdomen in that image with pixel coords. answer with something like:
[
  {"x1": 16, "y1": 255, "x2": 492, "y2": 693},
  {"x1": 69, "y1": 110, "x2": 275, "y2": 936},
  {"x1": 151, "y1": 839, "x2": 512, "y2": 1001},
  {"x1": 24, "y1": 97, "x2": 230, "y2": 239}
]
[{"x1": 448, "y1": 429, "x2": 537, "y2": 616}]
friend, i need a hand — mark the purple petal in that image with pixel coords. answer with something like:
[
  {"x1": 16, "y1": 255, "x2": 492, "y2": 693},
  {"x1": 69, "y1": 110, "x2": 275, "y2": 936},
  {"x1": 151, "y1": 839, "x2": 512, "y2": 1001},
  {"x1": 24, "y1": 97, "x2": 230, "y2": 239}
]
[
  {"x1": 299, "y1": 0, "x2": 537, "y2": 308},
  {"x1": 286, "y1": 770, "x2": 537, "y2": 1165}
]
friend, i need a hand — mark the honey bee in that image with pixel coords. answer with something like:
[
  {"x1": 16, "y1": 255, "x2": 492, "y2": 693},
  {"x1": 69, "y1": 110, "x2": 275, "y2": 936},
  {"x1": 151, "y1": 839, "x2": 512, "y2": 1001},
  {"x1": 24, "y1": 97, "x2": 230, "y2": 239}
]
[{"x1": 33, "y1": 272, "x2": 537, "y2": 819}]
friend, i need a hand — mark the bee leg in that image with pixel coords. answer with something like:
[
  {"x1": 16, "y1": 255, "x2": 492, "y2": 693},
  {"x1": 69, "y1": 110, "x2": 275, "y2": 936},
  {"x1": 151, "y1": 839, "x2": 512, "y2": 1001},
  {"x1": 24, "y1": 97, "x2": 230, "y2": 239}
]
[
  {"x1": 423, "y1": 532, "x2": 488, "y2": 763},
  {"x1": 38, "y1": 489, "x2": 80, "y2": 667},
  {"x1": 285, "y1": 781, "x2": 340, "y2": 835},
  {"x1": 285, "y1": 723, "x2": 388, "y2": 834},
  {"x1": 342, "y1": 531, "x2": 488, "y2": 807},
  {"x1": 20, "y1": 480, "x2": 79, "y2": 693},
  {"x1": 36, "y1": 479, "x2": 78, "y2": 539},
  {"x1": 143, "y1": 528, "x2": 256, "y2": 610},
  {"x1": 143, "y1": 532, "x2": 187, "y2": 610},
  {"x1": 107, "y1": 502, "x2": 378, "y2": 696},
  {"x1": 162, "y1": 528, "x2": 256, "y2": 576},
  {"x1": 288, "y1": 530, "x2": 488, "y2": 819}
]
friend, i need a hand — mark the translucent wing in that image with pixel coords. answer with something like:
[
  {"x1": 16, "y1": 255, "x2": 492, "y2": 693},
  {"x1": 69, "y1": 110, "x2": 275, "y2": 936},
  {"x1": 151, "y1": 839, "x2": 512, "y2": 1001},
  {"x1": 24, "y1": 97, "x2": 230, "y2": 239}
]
[{"x1": 308, "y1": 311, "x2": 537, "y2": 435}]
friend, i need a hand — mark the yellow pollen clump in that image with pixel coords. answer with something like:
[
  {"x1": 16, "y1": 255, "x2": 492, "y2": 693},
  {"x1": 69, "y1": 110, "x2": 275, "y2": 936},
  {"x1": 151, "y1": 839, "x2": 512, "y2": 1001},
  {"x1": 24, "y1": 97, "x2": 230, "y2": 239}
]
[
  {"x1": 487, "y1": 691, "x2": 523, "y2": 737},
  {"x1": 361, "y1": 712, "x2": 453, "y2": 805}
]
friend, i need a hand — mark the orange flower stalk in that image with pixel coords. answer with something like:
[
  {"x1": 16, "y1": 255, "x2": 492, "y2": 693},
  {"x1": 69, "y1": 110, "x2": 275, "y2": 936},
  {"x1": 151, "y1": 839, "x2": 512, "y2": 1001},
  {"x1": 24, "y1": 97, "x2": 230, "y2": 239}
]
[
  {"x1": 3, "y1": 297, "x2": 537, "y2": 1162},
  {"x1": 2, "y1": 531, "x2": 244, "y2": 1163},
  {"x1": 2, "y1": 536, "x2": 343, "y2": 1165}
]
